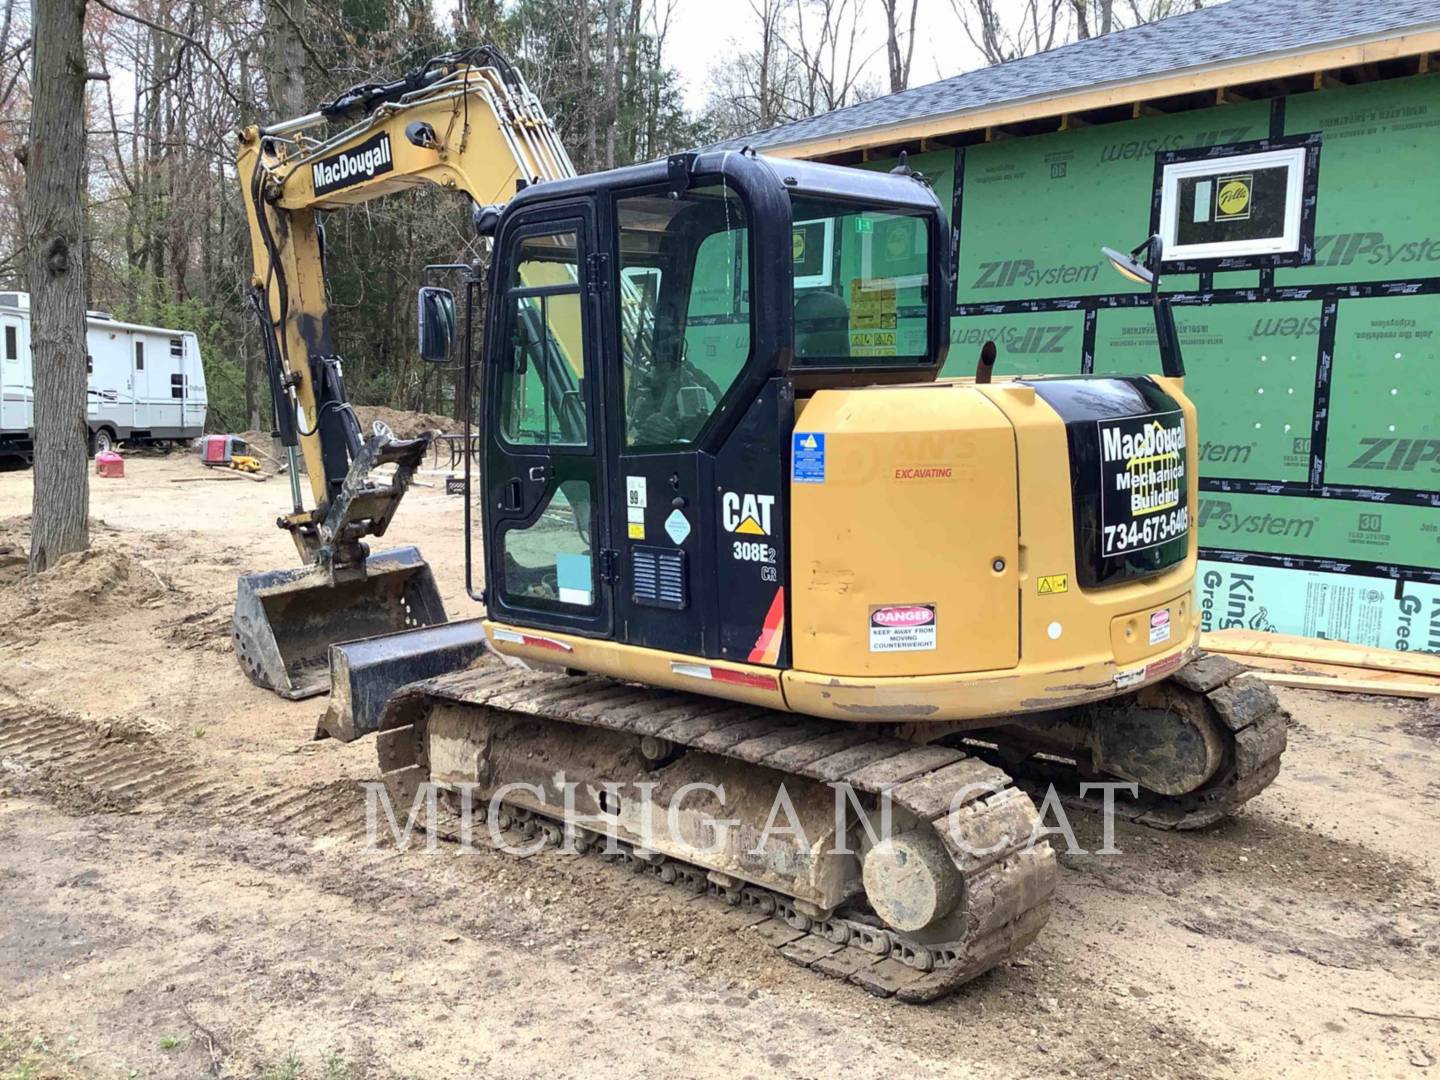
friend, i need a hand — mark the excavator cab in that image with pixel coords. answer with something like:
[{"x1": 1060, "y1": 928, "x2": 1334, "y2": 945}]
[{"x1": 468, "y1": 152, "x2": 950, "y2": 662}]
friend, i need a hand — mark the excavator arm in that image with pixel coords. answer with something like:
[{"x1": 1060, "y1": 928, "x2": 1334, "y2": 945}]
[
  {"x1": 238, "y1": 46, "x2": 572, "y2": 547},
  {"x1": 233, "y1": 46, "x2": 572, "y2": 700}
]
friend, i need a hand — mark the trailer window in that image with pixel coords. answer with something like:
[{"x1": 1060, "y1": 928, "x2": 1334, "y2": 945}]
[
  {"x1": 170, "y1": 338, "x2": 183, "y2": 358},
  {"x1": 134, "y1": 341, "x2": 144, "y2": 370},
  {"x1": 3, "y1": 325, "x2": 14, "y2": 360},
  {"x1": 86, "y1": 354, "x2": 93, "y2": 373},
  {"x1": 171, "y1": 373, "x2": 185, "y2": 399}
]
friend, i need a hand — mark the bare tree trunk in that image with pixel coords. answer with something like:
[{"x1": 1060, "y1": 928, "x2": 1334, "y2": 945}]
[
  {"x1": 878, "y1": 0, "x2": 918, "y2": 93},
  {"x1": 263, "y1": 0, "x2": 306, "y2": 117},
  {"x1": 260, "y1": 0, "x2": 304, "y2": 448},
  {"x1": 579, "y1": 0, "x2": 596, "y2": 169},
  {"x1": 602, "y1": 0, "x2": 620, "y2": 170},
  {"x1": 26, "y1": 0, "x2": 90, "y2": 572}
]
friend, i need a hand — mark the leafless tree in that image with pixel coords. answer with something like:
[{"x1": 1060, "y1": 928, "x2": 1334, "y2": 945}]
[
  {"x1": 1071, "y1": 0, "x2": 1113, "y2": 39},
  {"x1": 703, "y1": 0, "x2": 880, "y2": 137},
  {"x1": 263, "y1": 0, "x2": 306, "y2": 117},
  {"x1": 950, "y1": 0, "x2": 1067, "y2": 65},
  {"x1": 789, "y1": 0, "x2": 877, "y2": 117},
  {"x1": 0, "y1": 0, "x2": 33, "y2": 284},
  {"x1": 703, "y1": 0, "x2": 795, "y2": 133},
  {"x1": 954, "y1": 0, "x2": 1208, "y2": 64},
  {"x1": 875, "y1": 0, "x2": 919, "y2": 93},
  {"x1": 26, "y1": 0, "x2": 93, "y2": 570}
]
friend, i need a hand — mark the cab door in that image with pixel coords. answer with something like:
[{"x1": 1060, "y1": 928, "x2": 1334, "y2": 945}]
[{"x1": 482, "y1": 204, "x2": 612, "y2": 637}]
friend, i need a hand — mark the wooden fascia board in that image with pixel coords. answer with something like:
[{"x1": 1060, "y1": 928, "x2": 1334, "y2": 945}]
[{"x1": 765, "y1": 27, "x2": 1440, "y2": 161}]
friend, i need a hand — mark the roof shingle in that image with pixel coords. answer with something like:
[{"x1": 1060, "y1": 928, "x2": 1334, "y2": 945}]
[{"x1": 709, "y1": 0, "x2": 1440, "y2": 152}]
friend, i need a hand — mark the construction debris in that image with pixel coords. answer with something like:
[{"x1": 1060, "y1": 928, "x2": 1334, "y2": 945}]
[{"x1": 1203, "y1": 629, "x2": 1440, "y2": 699}]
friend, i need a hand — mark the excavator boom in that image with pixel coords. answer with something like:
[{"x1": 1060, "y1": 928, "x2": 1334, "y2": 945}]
[{"x1": 233, "y1": 47, "x2": 571, "y2": 699}]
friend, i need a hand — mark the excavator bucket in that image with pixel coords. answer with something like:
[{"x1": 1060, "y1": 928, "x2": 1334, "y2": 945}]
[
  {"x1": 232, "y1": 545, "x2": 447, "y2": 700},
  {"x1": 318, "y1": 619, "x2": 491, "y2": 742}
]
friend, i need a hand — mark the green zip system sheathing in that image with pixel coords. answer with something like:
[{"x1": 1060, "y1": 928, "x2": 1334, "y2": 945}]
[{"x1": 858, "y1": 73, "x2": 1440, "y2": 652}]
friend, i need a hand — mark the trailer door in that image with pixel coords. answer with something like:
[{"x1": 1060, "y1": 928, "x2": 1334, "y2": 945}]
[
  {"x1": 88, "y1": 327, "x2": 132, "y2": 436},
  {"x1": 179, "y1": 334, "x2": 206, "y2": 437},
  {"x1": 1, "y1": 313, "x2": 26, "y2": 433},
  {"x1": 130, "y1": 332, "x2": 152, "y2": 430}
]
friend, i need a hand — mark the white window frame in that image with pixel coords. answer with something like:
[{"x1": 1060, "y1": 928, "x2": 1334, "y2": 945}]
[
  {"x1": 792, "y1": 217, "x2": 834, "y2": 289},
  {"x1": 859, "y1": 213, "x2": 930, "y2": 292},
  {"x1": 1158, "y1": 146, "x2": 1307, "y2": 264}
]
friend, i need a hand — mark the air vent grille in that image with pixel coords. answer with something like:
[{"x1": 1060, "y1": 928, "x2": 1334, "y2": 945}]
[{"x1": 631, "y1": 546, "x2": 686, "y2": 610}]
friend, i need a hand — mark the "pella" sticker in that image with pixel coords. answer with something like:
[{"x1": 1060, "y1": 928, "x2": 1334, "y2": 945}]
[{"x1": 869, "y1": 604, "x2": 937, "y2": 652}]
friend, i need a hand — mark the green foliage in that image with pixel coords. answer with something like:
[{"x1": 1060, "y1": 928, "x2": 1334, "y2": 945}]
[
  {"x1": 261, "y1": 1054, "x2": 302, "y2": 1080},
  {"x1": 101, "y1": 267, "x2": 253, "y2": 435},
  {"x1": 75, "y1": 0, "x2": 707, "y2": 438}
]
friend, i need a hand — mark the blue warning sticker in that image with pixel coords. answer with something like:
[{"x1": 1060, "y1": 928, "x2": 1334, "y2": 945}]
[{"x1": 792, "y1": 432, "x2": 826, "y2": 484}]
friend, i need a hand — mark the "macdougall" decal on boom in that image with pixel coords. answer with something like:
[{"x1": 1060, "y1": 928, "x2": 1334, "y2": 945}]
[{"x1": 312, "y1": 133, "x2": 394, "y2": 196}]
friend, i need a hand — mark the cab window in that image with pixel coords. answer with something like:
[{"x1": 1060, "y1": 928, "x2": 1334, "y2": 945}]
[
  {"x1": 615, "y1": 184, "x2": 750, "y2": 449},
  {"x1": 789, "y1": 195, "x2": 931, "y2": 366},
  {"x1": 496, "y1": 228, "x2": 588, "y2": 447}
]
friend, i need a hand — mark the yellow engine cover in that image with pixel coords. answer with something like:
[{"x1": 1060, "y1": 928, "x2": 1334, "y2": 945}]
[{"x1": 790, "y1": 385, "x2": 1020, "y2": 676}]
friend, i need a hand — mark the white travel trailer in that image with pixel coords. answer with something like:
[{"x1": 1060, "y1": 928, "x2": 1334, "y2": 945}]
[{"x1": 0, "y1": 291, "x2": 208, "y2": 459}]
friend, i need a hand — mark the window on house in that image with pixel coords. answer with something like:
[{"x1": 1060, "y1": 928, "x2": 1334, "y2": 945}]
[{"x1": 1154, "y1": 138, "x2": 1318, "y2": 269}]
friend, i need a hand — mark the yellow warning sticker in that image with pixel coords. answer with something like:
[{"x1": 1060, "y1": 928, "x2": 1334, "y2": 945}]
[
  {"x1": 1037, "y1": 574, "x2": 1069, "y2": 595},
  {"x1": 848, "y1": 277, "x2": 898, "y2": 357},
  {"x1": 627, "y1": 521, "x2": 645, "y2": 540}
]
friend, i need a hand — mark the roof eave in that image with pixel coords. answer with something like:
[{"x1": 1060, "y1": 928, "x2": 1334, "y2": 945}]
[{"x1": 758, "y1": 22, "x2": 1440, "y2": 160}]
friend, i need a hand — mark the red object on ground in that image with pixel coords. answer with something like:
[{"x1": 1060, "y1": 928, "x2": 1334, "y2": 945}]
[
  {"x1": 95, "y1": 451, "x2": 124, "y2": 478},
  {"x1": 199, "y1": 434, "x2": 247, "y2": 465}
]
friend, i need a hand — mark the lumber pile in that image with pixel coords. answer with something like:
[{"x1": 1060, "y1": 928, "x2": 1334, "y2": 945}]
[{"x1": 1201, "y1": 629, "x2": 1440, "y2": 699}]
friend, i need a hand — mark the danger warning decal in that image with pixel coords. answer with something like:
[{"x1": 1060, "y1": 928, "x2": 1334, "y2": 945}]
[
  {"x1": 312, "y1": 133, "x2": 394, "y2": 196},
  {"x1": 1149, "y1": 607, "x2": 1172, "y2": 646},
  {"x1": 869, "y1": 604, "x2": 937, "y2": 652},
  {"x1": 1097, "y1": 410, "x2": 1189, "y2": 559}
]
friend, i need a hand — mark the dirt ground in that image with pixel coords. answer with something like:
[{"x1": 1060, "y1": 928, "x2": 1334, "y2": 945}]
[{"x1": 0, "y1": 451, "x2": 1437, "y2": 1080}]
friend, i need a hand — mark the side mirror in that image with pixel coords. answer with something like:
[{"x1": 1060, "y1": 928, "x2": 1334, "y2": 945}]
[
  {"x1": 1100, "y1": 234, "x2": 1183, "y2": 379},
  {"x1": 417, "y1": 286, "x2": 456, "y2": 363}
]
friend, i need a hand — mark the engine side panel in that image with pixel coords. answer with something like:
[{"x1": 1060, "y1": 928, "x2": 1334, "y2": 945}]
[{"x1": 788, "y1": 384, "x2": 1020, "y2": 677}]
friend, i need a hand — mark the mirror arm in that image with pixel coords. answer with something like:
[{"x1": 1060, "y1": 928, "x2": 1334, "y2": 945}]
[{"x1": 1144, "y1": 234, "x2": 1184, "y2": 379}]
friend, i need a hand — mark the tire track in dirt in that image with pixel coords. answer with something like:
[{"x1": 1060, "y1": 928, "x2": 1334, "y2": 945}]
[
  {"x1": 4, "y1": 697, "x2": 1436, "y2": 1018},
  {"x1": 0, "y1": 704, "x2": 372, "y2": 841}
]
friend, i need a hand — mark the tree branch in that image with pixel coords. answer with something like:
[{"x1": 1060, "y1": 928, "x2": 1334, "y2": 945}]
[{"x1": 88, "y1": 0, "x2": 244, "y2": 106}]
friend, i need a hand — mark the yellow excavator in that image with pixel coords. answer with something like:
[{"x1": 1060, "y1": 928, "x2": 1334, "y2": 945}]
[{"x1": 234, "y1": 46, "x2": 1285, "y2": 1001}]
